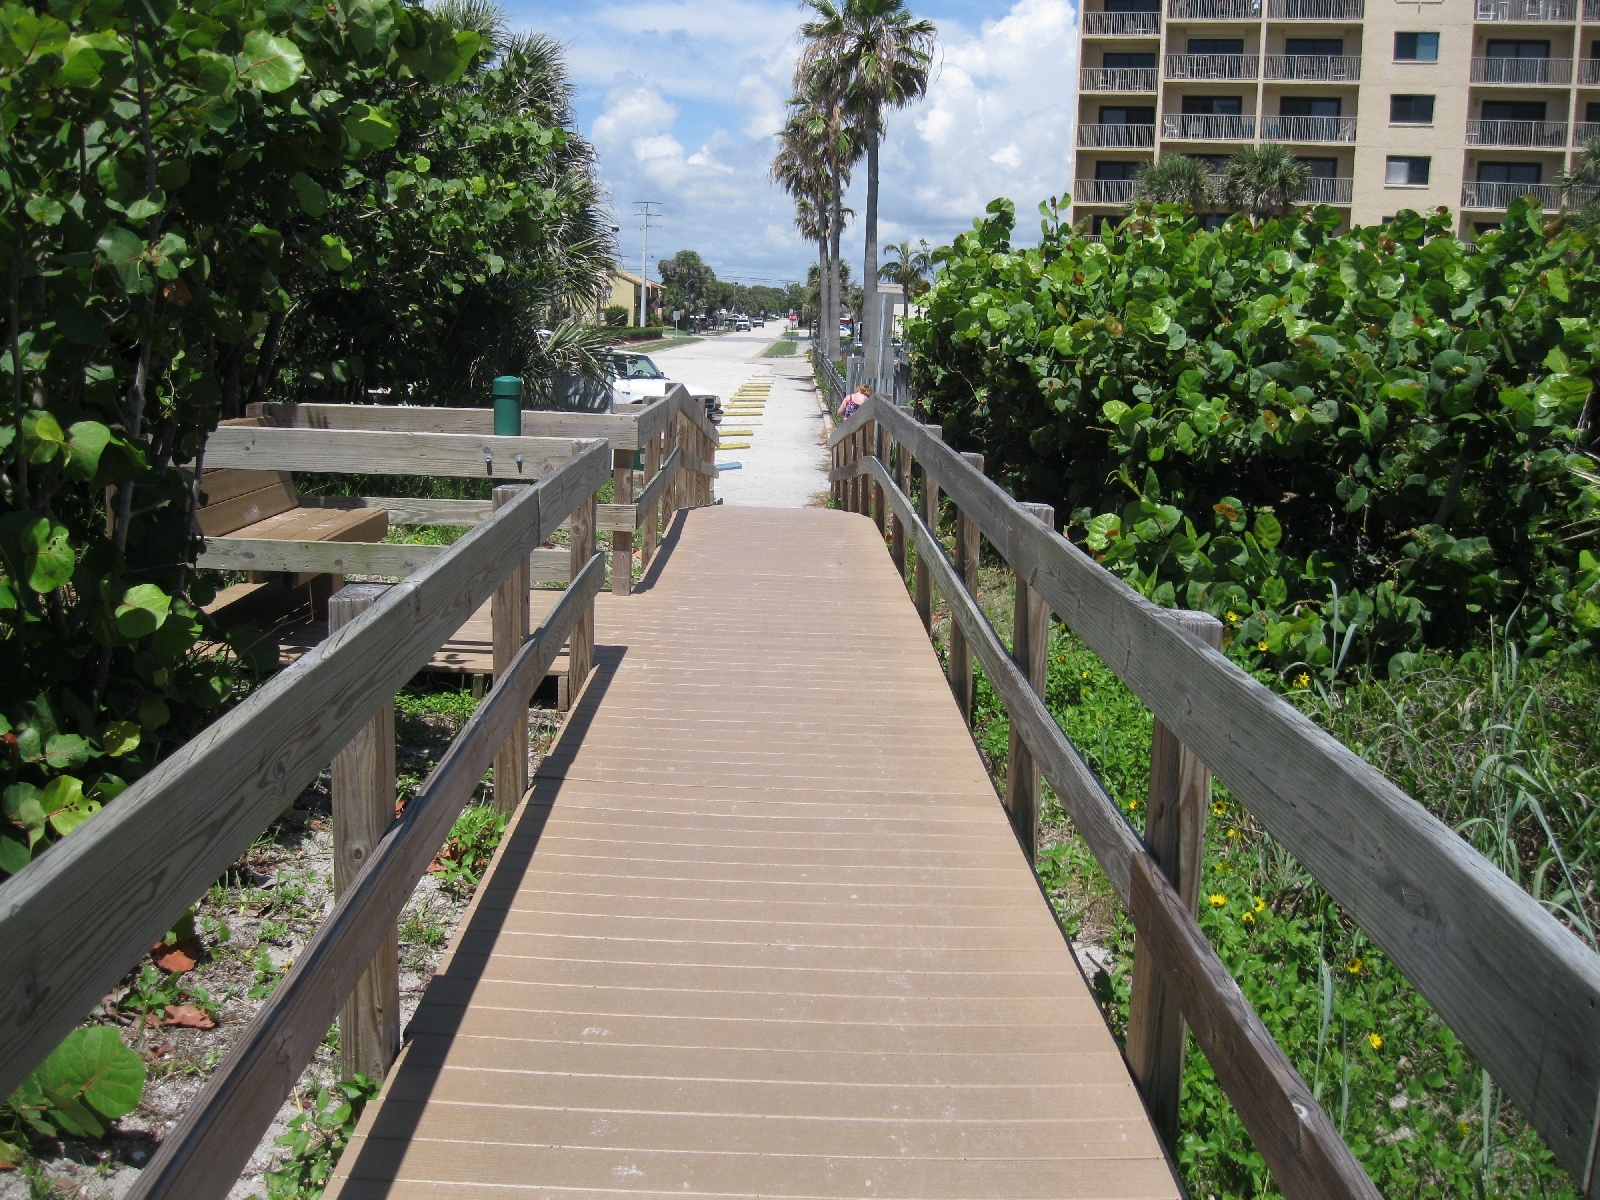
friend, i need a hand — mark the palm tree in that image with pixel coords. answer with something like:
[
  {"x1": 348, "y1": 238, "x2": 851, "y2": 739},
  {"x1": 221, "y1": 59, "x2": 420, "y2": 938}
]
[
  {"x1": 1557, "y1": 135, "x2": 1600, "y2": 226},
  {"x1": 1131, "y1": 154, "x2": 1215, "y2": 214},
  {"x1": 1221, "y1": 144, "x2": 1311, "y2": 221},
  {"x1": 799, "y1": 0, "x2": 937, "y2": 374},
  {"x1": 878, "y1": 238, "x2": 931, "y2": 299}
]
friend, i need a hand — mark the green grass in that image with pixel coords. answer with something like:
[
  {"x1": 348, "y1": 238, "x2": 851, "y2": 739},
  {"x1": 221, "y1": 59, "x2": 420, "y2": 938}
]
[
  {"x1": 762, "y1": 341, "x2": 797, "y2": 357},
  {"x1": 905, "y1": 522, "x2": 1596, "y2": 1199}
]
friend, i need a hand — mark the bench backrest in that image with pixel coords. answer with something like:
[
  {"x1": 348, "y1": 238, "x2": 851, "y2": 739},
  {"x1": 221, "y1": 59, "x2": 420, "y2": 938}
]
[{"x1": 197, "y1": 469, "x2": 298, "y2": 536}]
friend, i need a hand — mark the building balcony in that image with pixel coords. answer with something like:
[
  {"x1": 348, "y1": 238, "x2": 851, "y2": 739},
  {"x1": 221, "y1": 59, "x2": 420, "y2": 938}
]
[
  {"x1": 1261, "y1": 114, "x2": 1357, "y2": 142},
  {"x1": 1578, "y1": 58, "x2": 1600, "y2": 85},
  {"x1": 1267, "y1": 0, "x2": 1363, "y2": 15},
  {"x1": 1166, "y1": 52, "x2": 1260, "y2": 78},
  {"x1": 1587, "y1": 0, "x2": 1600, "y2": 18},
  {"x1": 1077, "y1": 123, "x2": 1158, "y2": 147},
  {"x1": 1083, "y1": 11, "x2": 1162, "y2": 35},
  {"x1": 1080, "y1": 67, "x2": 1159, "y2": 91},
  {"x1": 1461, "y1": 181, "x2": 1600, "y2": 208},
  {"x1": 1470, "y1": 56, "x2": 1573, "y2": 84},
  {"x1": 1575, "y1": 121, "x2": 1600, "y2": 144},
  {"x1": 1475, "y1": 0, "x2": 1575, "y2": 18},
  {"x1": 1296, "y1": 176, "x2": 1355, "y2": 204},
  {"x1": 1076, "y1": 178, "x2": 1138, "y2": 205},
  {"x1": 1263, "y1": 54, "x2": 1361, "y2": 80},
  {"x1": 1166, "y1": 0, "x2": 1261, "y2": 18},
  {"x1": 1465, "y1": 119, "x2": 1569, "y2": 146},
  {"x1": 1162, "y1": 113, "x2": 1256, "y2": 139}
]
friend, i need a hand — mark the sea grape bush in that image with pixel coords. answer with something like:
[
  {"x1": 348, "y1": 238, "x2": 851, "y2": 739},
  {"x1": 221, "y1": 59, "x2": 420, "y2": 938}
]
[
  {"x1": 906, "y1": 198, "x2": 1600, "y2": 675},
  {"x1": 0, "y1": 0, "x2": 529, "y2": 880}
]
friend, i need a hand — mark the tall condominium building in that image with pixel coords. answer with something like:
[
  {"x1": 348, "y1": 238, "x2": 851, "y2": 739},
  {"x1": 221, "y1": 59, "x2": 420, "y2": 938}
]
[{"x1": 1073, "y1": 0, "x2": 1600, "y2": 237}]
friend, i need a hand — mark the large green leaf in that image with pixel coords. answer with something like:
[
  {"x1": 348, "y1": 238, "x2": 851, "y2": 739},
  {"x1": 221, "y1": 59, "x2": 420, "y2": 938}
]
[
  {"x1": 114, "y1": 583, "x2": 172, "y2": 639},
  {"x1": 30, "y1": 1027, "x2": 146, "y2": 1138},
  {"x1": 237, "y1": 30, "x2": 304, "y2": 93}
]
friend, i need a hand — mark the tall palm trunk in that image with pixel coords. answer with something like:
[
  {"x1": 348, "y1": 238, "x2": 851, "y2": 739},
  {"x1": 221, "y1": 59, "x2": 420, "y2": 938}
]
[
  {"x1": 861, "y1": 123, "x2": 880, "y2": 385},
  {"x1": 816, "y1": 235, "x2": 829, "y2": 353},
  {"x1": 828, "y1": 160, "x2": 844, "y2": 364}
]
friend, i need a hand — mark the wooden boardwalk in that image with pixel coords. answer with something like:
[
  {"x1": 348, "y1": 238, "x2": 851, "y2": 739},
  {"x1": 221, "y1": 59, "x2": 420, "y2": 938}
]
[{"x1": 327, "y1": 506, "x2": 1178, "y2": 1200}]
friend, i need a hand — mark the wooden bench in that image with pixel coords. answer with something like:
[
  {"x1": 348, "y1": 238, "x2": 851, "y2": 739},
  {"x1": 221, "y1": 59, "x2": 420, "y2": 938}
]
[{"x1": 198, "y1": 465, "x2": 387, "y2": 625}]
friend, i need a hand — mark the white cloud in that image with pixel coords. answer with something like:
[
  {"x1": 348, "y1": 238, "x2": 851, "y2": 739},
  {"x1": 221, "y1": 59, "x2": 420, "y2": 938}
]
[{"x1": 507, "y1": 0, "x2": 1078, "y2": 284}]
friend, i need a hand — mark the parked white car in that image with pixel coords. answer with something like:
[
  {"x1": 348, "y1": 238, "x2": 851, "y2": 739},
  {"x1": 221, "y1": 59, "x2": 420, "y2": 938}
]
[{"x1": 609, "y1": 351, "x2": 722, "y2": 423}]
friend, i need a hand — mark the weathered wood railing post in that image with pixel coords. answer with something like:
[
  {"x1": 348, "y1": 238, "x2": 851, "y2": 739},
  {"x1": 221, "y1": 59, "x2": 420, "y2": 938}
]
[
  {"x1": 328, "y1": 584, "x2": 400, "y2": 1084},
  {"x1": 642, "y1": 431, "x2": 660, "y2": 567},
  {"x1": 568, "y1": 488, "x2": 596, "y2": 697},
  {"x1": 831, "y1": 440, "x2": 842, "y2": 507},
  {"x1": 490, "y1": 486, "x2": 531, "y2": 813},
  {"x1": 913, "y1": 425, "x2": 942, "y2": 633},
  {"x1": 1004, "y1": 502, "x2": 1054, "y2": 861},
  {"x1": 664, "y1": 409, "x2": 681, "y2": 525},
  {"x1": 873, "y1": 424, "x2": 888, "y2": 536},
  {"x1": 890, "y1": 437, "x2": 908, "y2": 577},
  {"x1": 947, "y1": 452, "x2": 984, "y2": 722},
  {"x1": 1126, "y1": 609, "x2": 1225, "y2": 1150},
  {"x1": 611, "y1": 449, "x2": 633, "y2": 596}
]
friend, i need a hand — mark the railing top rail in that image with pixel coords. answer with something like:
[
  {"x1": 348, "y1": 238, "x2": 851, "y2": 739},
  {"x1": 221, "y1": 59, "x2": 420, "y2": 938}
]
[
  {"x1": 248, "y1": 401, "x2": 646, "y2": 448},
  {"x1": 205, "y1": 425, "x2": 598, "y2": 480},
  {"x1": 829, "y1": 396, "x2": 1600, "y2": 1188},
  {"x1": 0, "y1": 441, "x2": 613, "y2": 1105}
]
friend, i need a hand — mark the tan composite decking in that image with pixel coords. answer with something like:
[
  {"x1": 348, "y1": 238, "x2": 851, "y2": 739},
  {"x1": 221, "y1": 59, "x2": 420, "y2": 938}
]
[{"x1": 326, "y1": 506, "x2": 1179, "y2": 1199}]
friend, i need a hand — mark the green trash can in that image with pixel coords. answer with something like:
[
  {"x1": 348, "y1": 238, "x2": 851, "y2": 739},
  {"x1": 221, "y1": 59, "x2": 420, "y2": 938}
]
[{"x1": 493, "y1": 376, "x2": 523, "y2": 436}]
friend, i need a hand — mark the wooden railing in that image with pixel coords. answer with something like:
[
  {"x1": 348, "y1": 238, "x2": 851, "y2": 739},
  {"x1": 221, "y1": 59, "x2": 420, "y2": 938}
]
[
  {"x1": 235, "y1": 385, "x2": 719, "y2": 596},
  {"x1": 829, "y1": 397, "x2": 1600, "y2": 1200},
  {"x1": 0, "y1": 443, "x2": 617, "y2": 1198}
]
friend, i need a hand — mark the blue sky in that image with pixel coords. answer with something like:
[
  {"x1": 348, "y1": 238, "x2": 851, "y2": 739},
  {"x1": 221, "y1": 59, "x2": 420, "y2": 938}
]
[{"x1": 500, "y1": 0, "x2": 1080, "y2": 289}]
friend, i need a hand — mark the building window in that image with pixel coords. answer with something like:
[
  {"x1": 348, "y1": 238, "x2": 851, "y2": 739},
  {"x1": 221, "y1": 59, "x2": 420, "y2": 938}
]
[
  {"x1": 1478, "y1": 161, "x2": 1541, "y2": 184},
  {"x1": 1474, "y1": 222, "x2": 1501, "y2": 235},
  {"x1": 1187, "y1": 37, "x2": 1244, "y2": 54},
  {"x1": 1485, "y1": 39, "x2": 1550, "y2": 59},
  {"x1": 1099, "y1": 105, "x2": 1155, "y2": 124},
  {"x1": 1284, "y1": 37, "x2": 1343, "y2": 55},
  {"x1": 1386, "y1": 156, "x2": 1431, "y2": 186},
  {"x1": 1105, "y1": 0, "x2": 1161, "y2": 10},
  {"x1": 1188, "y1": 154, "x2": 1230, "y2": 171},
  {"x1": 1298, "y1": 157, "x2": 1339, "y2": 177},
  {"x1": 1280, "y1": 96, "x2": 1342, "y2": 117},
  {"x1": 1390, "y1": 95, "x2": 1435, "y2": 123},
  {"x1": 1482, "y1": 100, "x2": 1547, "y2": 121},
  {"x1": 1588, "y1": 102, "x2": 1600, "y2": 121},
  {"x1": 1182, "y1": 95, "x2": 1243, "y2": 115},
  {"x1": 1394, "y1": 32, "x2": 1440, "y2": 61},
  {"x1": 1104, "y1": 51, "x2": 1156, "y2": 67},
  {"x1": 1095, "y1": 161, "x2": 1142, "y2": 180}
]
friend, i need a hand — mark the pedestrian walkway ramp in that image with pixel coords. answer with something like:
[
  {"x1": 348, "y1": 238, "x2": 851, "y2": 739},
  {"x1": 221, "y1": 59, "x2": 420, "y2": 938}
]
[{"x1": 326, "y1": 506, "x2": 1176, "y2": 1198}]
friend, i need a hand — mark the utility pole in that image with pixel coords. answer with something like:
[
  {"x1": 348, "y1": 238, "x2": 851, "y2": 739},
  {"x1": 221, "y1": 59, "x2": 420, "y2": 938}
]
[{"x1": 634, "y1": 201, "x2": 661, "y2": 327}]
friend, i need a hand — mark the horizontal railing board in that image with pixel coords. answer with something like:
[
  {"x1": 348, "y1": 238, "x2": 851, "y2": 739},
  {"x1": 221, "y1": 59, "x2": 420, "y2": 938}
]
[
  {"x1": 832, "y1": 399, "x2": 1600, "y2": 1191},
  {"x1": 126, "y1": 552, "x2": 607, "y2": 1200},
  {"x1": 851, "y1": 451, "x2": 1376, "y2": 1200},
  {"x1": 206, "y1": 426, "x2": 591, "y2": 480},
  {"x1": 0, "y1": 442, "x2": 611, "y2": 1104},
  {"x1": 247, "y1": 403, "x2": 643, "y2": 450},
  {"x1": 296, "y1": 496, "x2": 494, "y2": 526},
  {"x1": 198, "y1": 538, "x2": 442, "y2": 576}
]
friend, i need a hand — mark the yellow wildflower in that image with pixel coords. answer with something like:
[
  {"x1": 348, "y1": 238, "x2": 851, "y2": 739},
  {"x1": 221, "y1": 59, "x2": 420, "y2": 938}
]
[
  {"x1": 1209, "y1": 893, "x2": 1226, "y2": 907},
  {"x1": 1368, "y1": 1033, "x2": 1383, "y2": 1051},
  {"x1": 1226, "y1": 610, "x2": 1239, "y2": 624},
  {"x1": 1240, "y1": 911, "x2": 1255, "y2": 925},
  {"x1": 1257, "y1": 640, "x2": 1270, "y2": 652},
  {"x1": 1227, "y1": 828, "x2": 1238, "y2": 839},
  {"x1": 1081, "y1": 669, "x2": 1091, "y2": 679},
  {"x1": 1294, "y1": 672, "x2": 1311, "y2": 689},
  {"x1": 1128, "y1": 799, "x2": 1141, "y2": 811},
  {"x1": 1459, "y1": 1120, "x2": 1471, "y2": 1138},
  {"x1": 1346, "y1": 957, "x2": 1364, "y2": 975},
  {"x1": 1253, "y1": 896, "x2": 1266, "y2": 912},
  {"x1": 1056, "y1": 655, "x2": 1066, "y2": 663},
  {"x1": 1212, "y1": 800, "x2": 1226, "y2": 815}
]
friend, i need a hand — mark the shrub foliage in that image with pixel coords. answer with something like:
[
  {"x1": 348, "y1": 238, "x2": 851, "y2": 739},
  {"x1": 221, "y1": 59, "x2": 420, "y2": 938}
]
[{"x1": 907, "y1": 198, "x2": 1600, "y2": 674}]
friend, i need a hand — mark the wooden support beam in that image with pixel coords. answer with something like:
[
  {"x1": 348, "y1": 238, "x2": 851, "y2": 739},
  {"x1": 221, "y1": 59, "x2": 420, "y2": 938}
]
[
  {"x1": 890, "y1": 439, "x2": 908, "y2": 579},
  {"x1": 491, "y1": 486, "x2": 531, "y2": 815},
  {"x1": 611, "y1": 449, "x2": 634, "y2": 596},
  {"x1": 913, "y1": 425, "x2": 942, "y2": 633},
  {"x1": 568, "y1": 493, "x2": 596, "y2": 697},
  {"x1": 948, "y1": 453, "x2": 984, "y2": 724},
  {"x1": 642, "y1": 433, "x2": 661, "y2": 567},
  {"x1": 873, "y1": 424, "x2": 888, "y2": 535},
  {"x1": 1005, "y1": 502, "x2": 1054, "y2": 863},
  {"x1": 1127, "y1": 609, "x2": 1225, "y2": 1151},
  {"x1": 327, "y1": 585, "x2": 400, "y2": 1085}
]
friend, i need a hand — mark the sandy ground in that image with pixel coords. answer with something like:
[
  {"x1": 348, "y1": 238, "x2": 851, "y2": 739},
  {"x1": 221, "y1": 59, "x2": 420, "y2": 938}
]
[{"x1": 651, "y1": 327, "x2": 831, "y2": 508}]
